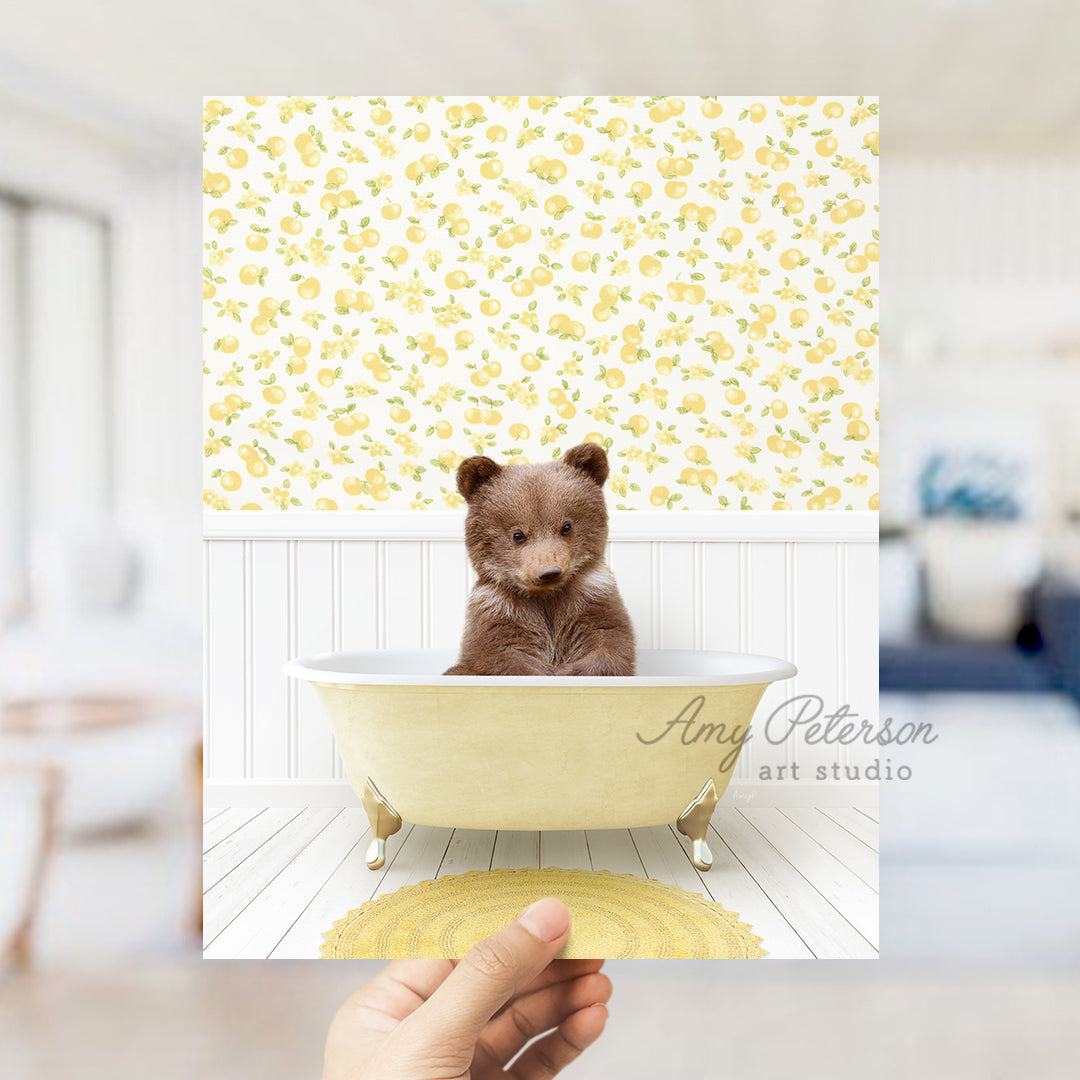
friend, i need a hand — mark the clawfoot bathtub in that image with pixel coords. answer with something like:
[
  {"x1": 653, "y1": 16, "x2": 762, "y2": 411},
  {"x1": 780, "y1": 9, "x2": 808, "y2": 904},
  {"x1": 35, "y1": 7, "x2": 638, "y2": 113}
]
[{"x1": 284, "y1": 648, "x2": 796, "y2": 871}]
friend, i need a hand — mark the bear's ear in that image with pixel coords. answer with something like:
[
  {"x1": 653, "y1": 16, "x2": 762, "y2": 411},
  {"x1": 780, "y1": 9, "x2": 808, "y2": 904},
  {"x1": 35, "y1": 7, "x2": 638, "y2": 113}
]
[
  {"x1": 561, "y1": 442, "x2": 609, "y2": 487},
  {"x1": 456, "y1": 455, "x2": 503, "y2": 501}
]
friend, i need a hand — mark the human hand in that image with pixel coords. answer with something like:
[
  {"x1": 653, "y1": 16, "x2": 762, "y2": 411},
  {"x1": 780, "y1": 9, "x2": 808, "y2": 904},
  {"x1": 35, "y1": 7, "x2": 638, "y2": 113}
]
[{"x1": 323, "y1": 898, "x2": 610, "y2": 1079}]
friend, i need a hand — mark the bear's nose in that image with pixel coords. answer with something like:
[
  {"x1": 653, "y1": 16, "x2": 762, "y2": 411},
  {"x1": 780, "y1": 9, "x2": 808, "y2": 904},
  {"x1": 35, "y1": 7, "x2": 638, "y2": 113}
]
[{"x1": 537, "y1": 566, "x2": 563, "y2": 584}]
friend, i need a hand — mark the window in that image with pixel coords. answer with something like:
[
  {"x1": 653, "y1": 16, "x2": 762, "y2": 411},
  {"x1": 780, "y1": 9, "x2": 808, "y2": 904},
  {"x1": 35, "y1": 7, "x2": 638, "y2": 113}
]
[{"x1": 0, "y1": 192, "x2": 111, "y2": 623}]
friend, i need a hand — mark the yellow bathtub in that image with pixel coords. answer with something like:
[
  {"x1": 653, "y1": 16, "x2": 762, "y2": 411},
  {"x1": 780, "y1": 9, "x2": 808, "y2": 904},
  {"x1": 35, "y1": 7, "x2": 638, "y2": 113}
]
[{"x1": 284, "y1": 648, "x2": 796, "y2": 871}]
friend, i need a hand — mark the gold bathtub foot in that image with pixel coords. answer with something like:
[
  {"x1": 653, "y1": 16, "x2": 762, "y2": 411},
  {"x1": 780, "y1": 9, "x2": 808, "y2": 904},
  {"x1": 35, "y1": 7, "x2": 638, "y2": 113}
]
[
  {"x1": 361, "y1": 778, "x2": 402, "y2": 870},
  {"x1": 676, "y1": 779, "x2": 720, "y2": 872}
]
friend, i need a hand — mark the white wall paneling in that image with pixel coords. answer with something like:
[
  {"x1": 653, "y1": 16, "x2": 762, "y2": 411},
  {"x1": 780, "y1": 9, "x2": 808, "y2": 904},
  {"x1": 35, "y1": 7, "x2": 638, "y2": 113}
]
[{"x1": 204, "y1": 512, "x2": 878, "y2": 807}]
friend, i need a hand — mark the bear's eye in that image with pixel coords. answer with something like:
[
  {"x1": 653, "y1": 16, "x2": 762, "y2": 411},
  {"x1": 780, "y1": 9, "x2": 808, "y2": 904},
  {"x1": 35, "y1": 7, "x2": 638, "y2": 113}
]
[
  {"x1": 561, "y1": 521, "x2": 572, "y2": 535},
  {"x1": 512, "y1": 530, "x2": 526, "y2": 544}
]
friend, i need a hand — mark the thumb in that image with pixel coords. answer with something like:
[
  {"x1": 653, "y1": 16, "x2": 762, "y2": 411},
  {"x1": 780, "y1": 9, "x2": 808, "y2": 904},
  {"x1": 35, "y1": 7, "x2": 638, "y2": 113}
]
[{"x1": 405, "y1": 898, "x2": 570, "y2": 1049}]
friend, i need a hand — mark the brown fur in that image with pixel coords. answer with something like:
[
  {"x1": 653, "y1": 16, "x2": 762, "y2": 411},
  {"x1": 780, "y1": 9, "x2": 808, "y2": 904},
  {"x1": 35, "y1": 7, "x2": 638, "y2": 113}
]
[{"x1": 445, "y1": 443, "x2": 636, "y2": 676}]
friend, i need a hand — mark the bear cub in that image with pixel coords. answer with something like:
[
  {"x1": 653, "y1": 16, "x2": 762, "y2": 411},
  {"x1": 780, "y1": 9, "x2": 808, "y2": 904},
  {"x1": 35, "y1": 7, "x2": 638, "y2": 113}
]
[{"x1": 444, "y1": 442, "x2": 636, "y2": 676}]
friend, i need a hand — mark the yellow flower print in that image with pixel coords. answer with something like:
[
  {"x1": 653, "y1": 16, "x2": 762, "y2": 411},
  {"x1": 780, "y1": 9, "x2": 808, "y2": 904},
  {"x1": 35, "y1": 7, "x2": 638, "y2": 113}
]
[
  {"x1": 373, "y1": 135, "x2": 398, "y2": 158},
  {"x1": 228, "y1": 119, "x2": 256, "y2": 140},
  {"x1": 204, "y1": 95, "x2": 876, "y2": 511}
]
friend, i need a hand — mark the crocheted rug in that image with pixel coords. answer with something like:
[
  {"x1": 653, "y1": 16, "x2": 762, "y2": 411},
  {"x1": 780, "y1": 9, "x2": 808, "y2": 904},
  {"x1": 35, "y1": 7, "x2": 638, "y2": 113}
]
[{"x1": 321, "y1": 867, "x2": 766, "y2": 959}]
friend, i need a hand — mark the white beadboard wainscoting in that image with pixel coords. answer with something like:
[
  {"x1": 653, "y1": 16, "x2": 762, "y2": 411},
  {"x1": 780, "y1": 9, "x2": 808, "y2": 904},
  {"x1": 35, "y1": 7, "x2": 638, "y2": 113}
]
[{"x1": 204, "y1": 511, "x2": 878, "y2": 807}]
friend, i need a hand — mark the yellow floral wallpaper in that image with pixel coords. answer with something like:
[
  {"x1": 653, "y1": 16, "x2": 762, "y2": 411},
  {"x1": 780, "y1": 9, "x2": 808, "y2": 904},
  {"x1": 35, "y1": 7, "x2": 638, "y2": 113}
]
[{"x1": 203, "y1": 96, "x2": 878, "y2": 511}]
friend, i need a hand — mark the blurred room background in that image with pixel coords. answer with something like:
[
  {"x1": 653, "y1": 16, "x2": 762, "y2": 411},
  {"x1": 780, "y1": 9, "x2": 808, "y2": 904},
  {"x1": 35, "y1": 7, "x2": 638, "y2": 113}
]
[{"x1": 2, "y1": 1, "x2": 1079, "y2": 1077}]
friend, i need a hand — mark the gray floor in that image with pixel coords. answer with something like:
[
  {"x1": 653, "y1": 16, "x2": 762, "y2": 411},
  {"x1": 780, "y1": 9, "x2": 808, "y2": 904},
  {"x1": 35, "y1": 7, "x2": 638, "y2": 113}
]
[
  {"x1": 880, "y1": 692, "x2": 1080, "y2": 967},
  {"x1": 4, "y1": 961, "x2": 1080, "y2": 1079}
]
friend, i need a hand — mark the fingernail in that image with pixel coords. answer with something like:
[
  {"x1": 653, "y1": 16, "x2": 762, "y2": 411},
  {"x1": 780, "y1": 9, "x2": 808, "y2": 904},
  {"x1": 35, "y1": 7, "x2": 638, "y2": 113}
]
[{"x1": 516, "y1": 898, "x2": 569, "y2": 942}]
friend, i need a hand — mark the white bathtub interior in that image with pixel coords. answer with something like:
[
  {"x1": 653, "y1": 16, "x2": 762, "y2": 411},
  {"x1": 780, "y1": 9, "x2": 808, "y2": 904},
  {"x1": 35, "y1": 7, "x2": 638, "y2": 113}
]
[{"x1": 284, "y1": 648, "x2": 798, "y2": 686}]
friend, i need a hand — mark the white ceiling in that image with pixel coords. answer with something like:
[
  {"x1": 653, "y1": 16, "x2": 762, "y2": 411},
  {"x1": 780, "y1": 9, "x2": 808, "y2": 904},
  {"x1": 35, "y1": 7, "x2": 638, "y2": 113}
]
[{"x1": 0, "y1": 0, "x2": 1078, "y2": 156}]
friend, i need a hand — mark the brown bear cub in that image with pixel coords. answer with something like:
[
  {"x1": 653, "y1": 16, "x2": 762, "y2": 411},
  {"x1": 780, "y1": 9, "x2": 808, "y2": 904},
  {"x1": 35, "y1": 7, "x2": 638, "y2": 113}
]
[{"x1": 444, "y1": 442, "x2": 636, "y2": 676}]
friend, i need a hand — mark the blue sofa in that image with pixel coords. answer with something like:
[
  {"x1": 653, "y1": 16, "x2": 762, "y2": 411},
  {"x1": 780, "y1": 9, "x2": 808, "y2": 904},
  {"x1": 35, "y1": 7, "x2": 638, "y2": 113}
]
[{"x1": 880, "y1": 577, "x2": 1080, "y2": 700}]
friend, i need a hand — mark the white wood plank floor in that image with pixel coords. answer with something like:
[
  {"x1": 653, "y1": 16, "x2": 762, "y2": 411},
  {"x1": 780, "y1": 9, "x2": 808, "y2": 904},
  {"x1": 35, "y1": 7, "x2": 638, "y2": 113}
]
[{"x1": 203, "y1": 807, "x2": 878, "y2": 960}]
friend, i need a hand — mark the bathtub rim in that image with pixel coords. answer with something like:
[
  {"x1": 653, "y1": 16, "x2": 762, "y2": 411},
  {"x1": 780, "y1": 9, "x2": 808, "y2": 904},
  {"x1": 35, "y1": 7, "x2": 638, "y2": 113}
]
[{"x1": 283, "y1": 647, "x2": 797, "y2": 687}]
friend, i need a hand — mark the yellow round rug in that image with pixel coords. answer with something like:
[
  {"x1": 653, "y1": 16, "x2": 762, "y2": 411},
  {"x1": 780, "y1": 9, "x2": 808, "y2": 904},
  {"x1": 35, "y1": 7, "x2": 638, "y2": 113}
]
[{"x1": 321, "y1": 868, "x2": 766, "y2": 959}]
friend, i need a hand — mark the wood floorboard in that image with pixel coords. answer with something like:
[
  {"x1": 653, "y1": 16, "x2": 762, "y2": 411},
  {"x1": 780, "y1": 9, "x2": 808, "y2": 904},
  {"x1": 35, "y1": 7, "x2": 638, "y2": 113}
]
[
  {"x1": 205, "y1": 807, "x2": 879, "y2": 960},
  {"x1": 821, "y1": 807, "x2": 879, "y2": 851}
]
